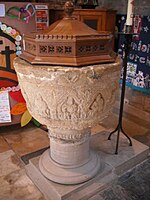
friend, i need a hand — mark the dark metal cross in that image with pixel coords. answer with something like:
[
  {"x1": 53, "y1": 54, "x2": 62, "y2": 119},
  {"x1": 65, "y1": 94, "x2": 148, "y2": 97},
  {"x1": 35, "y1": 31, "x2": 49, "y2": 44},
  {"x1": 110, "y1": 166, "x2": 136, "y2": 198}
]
[{"x1": 1, "y1": 46, "x2": 15, "y2": 69}]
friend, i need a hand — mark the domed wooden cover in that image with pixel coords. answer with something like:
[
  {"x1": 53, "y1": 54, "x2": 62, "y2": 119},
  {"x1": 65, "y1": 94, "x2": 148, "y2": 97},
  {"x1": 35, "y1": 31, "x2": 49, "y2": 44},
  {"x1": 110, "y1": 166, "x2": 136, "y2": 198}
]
[{"x1": 20, "y1": 1, "x2": 116, "y2": 66}]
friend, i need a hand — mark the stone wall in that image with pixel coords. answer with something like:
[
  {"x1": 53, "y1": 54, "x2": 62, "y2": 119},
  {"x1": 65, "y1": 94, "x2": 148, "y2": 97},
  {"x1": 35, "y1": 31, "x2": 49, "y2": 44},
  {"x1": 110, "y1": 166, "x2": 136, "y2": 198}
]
[
  {"x1": 47, "y1": 0, "x2": 150, "y2": 15},
  {"x1": 98, "y1": 0, "x2": 150, "y2": 15}
]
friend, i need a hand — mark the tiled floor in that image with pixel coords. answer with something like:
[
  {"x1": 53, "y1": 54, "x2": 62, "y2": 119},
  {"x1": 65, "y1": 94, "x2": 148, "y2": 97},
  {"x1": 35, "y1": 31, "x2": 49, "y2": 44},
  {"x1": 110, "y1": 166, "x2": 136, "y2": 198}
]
[
  {"x1": 91, "y1": 158, "x2": 150, "y2": 200},
  {"x1": 0, "y1": 125, "x2": 47, "y2": 200},
  {"x1": 0, "y1": 88, "x2": 150, "y2": 200},
  {"x1": 0, "y1": 125, "x2": 49, "y2": 156}
]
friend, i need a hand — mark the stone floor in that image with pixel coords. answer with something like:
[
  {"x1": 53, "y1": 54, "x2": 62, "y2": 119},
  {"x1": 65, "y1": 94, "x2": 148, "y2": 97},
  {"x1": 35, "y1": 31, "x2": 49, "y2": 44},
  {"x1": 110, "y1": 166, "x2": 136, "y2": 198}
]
[
  {"x1": 0, "y1": 88, "x2": 150, "y2": 200},
  {"x1": 90, "y1": 158, "x2": 150, "y2": 200}
]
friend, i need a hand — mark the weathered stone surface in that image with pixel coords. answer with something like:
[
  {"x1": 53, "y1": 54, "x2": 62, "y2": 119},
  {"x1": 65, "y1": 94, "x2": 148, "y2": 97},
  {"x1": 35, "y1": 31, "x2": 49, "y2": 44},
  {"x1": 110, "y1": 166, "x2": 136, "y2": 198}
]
[
  {"x1": 97, "y1": 0, "x2": 150, "y2": 15},
  {"x1": 14, "y1": 57, "x2": 121, "y2": 130},
  {"x1": 0, "y1": 150, "x2": 23, "y2": 177},
  {"x1": 92, "y1": 158, "x2": 150, "y2": 200},
  {"x1": 14, "y1": 57, "x2": 121, "y2": 184},
  {"x1": 25, "y1": 132, "x2": 149, "y2": 200},
  {"x1": 0, "y1": 168, "x2": 45, "y2": 200},
  {"x1": 0, "y1": 150, "x2": 44, "y2": 200}
]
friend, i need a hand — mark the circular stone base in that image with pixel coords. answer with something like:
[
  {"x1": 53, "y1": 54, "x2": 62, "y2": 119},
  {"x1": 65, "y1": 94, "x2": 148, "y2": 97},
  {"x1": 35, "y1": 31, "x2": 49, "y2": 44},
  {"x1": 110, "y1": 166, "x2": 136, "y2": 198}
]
[{"x1": 39, "y1": 149, "x2": 101, "y2": 185}]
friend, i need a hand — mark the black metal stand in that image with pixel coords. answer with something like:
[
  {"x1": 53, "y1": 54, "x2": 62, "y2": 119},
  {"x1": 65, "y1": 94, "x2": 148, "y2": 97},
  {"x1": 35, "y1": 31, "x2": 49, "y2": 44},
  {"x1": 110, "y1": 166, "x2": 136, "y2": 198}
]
[{"x1": 108, "y1": 26, "x2": 133, "y2": 154}]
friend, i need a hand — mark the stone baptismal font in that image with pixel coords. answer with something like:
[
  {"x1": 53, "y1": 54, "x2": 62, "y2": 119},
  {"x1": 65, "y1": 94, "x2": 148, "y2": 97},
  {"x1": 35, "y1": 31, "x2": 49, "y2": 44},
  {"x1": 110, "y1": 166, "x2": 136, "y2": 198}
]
[{"x1": 14, "y1": 1, "x2": 121, "y2": 185}]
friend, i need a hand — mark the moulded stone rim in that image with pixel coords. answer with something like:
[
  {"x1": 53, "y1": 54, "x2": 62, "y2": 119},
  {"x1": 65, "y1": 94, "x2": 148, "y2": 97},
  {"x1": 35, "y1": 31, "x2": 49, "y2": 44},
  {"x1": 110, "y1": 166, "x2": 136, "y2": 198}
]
[{"x1": 39, "y1": 149, "x2": 101, "y2": 185}]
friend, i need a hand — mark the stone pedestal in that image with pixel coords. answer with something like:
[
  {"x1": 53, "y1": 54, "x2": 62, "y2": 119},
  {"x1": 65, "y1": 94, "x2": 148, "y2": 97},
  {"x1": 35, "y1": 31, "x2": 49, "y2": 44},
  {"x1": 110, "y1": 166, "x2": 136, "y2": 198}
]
[
  {"x1": 25, "y1": 132, "x2": 149, "y2": 200},
  {"x1": 39, "y1": 128, "x2": 100, "y2": 184},
  {"x1": 14, "y1": 57, "x2": 121, "y2": 184}
]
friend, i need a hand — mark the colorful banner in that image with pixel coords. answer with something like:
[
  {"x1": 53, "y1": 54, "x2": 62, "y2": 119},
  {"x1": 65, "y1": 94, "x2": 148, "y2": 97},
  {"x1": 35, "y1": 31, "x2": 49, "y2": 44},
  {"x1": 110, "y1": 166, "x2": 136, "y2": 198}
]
[{"x1": 116, "y1": 15, "x2": 150, "y2": 95}]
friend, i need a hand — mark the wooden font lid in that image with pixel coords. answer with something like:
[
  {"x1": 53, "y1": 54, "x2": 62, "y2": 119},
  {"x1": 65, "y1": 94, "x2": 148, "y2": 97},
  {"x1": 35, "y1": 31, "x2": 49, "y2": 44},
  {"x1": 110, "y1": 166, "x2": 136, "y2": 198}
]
[{"x1": 20, "y1": 1, "x2": 116, "y2": 66}]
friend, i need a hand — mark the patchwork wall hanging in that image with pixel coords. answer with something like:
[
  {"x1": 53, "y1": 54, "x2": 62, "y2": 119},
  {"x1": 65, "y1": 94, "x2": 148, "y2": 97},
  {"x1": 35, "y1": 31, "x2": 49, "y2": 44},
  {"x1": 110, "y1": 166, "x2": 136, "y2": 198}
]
[
  {"x1": 0, "y1": 22, "x2": 22, "y2": 88},
  {"x1": 0, "y1": 22, "x2": 39, "y2": 127},
  {"x1": 116, "y1": 15, "x2": 150, "y2": 95}
]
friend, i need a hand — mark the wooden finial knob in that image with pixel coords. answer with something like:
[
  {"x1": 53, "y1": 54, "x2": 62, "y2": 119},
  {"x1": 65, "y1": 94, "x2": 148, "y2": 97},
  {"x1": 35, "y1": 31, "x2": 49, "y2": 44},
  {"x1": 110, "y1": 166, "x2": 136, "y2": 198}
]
[{"x1": 64, "y1": 1, "x2": 74, "y2": 18}]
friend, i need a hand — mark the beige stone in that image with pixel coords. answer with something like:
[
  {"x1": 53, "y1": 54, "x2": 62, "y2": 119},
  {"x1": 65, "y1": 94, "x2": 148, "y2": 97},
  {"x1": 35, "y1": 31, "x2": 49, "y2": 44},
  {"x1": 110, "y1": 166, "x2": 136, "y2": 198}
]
[
  {"x1": 25, "y1": 132, "x2": 149, "y2": 200},
  {"x1": 14, "y1": 57, "x2": 121, "y2": 185},
  {"x1": 0, "y1": 168, "x2": 44, "y2": 200},
  {"x1": 0, "y1": 150, "x2": 22, "y2": 177},
  {"x1": 14, "y1": 57, "x2": 121, "y2": 130}
]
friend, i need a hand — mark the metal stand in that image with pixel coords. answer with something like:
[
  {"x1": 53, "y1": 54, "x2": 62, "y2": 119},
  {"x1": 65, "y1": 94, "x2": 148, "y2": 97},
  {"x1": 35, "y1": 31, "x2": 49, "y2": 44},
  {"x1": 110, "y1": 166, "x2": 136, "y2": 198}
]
[{"x1": 108, "y1": 26, "x2": 133, "y2": 154}]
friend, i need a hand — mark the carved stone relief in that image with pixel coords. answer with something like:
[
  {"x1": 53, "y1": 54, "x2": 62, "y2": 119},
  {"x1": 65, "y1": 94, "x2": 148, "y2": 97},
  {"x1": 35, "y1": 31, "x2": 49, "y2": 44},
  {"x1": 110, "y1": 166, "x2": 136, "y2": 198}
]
[
  {"x1": 14, "y1": 56, "x2": 121, "y2": 185},
  {"x1": 14, "y1": 57, "x2": 121, "y2": 130}
]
